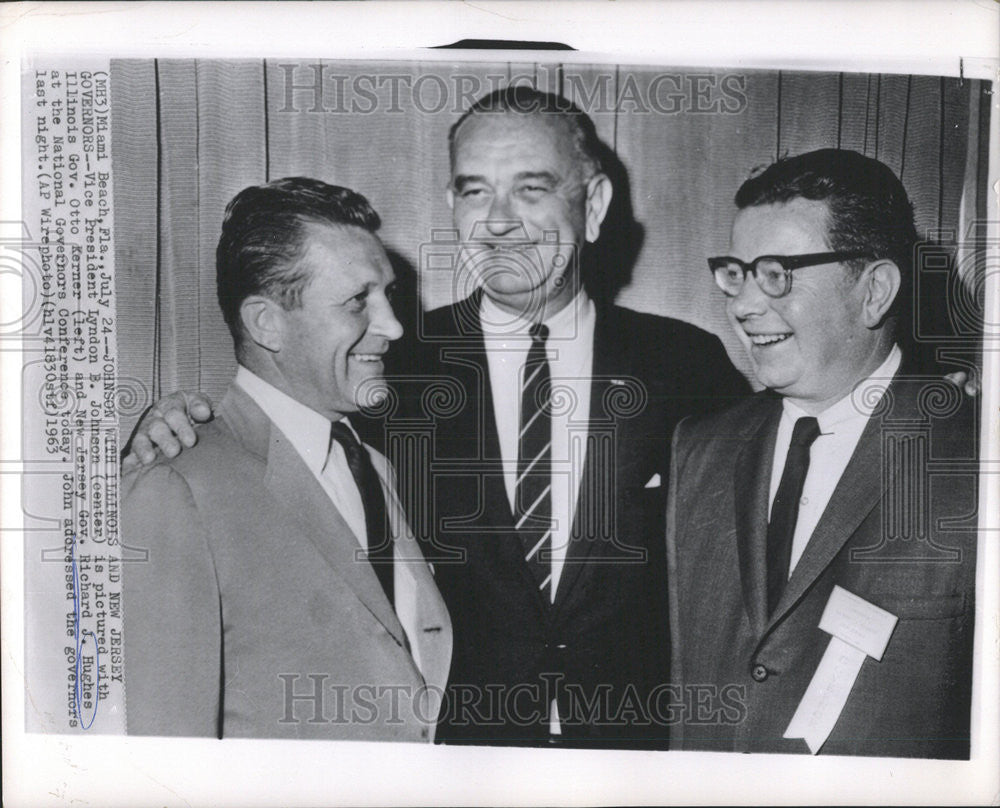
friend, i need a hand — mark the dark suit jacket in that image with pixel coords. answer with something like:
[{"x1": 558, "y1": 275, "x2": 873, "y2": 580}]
[
  {"x1": 666, "y1": 368, "x2": 978, "y2": 758},
  {"x1": 123, "y1": 384, "x2": 452, "y2": 741},
  {"x1": 384, "y1": 292, "x2": 748, "y2": 747}
]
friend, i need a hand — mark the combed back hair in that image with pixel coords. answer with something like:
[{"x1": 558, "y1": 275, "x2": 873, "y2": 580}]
[
  {"x1": 734, "y1": 148, "x2": 918, "y2": 285},
  {"x1": 448, "y1": 85, "x2": 604, "y2": 180},
  {"x1": 216, "y1": 177, "x2": 381, "y2": 346}
]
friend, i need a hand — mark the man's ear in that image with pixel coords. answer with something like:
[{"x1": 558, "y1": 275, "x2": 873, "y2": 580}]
[
  {"x1": 239, "y1": 295, "x2": 285, "y2": 353},
  {"x1": 584, "y1": 173, "x2": 613, "y2": 243},
  {"x1": 446, "y1": 186, "x2": 455, "y2": 211},
  {"x1": 860, "y1": 259, "x2": 901, "y2": 328}
]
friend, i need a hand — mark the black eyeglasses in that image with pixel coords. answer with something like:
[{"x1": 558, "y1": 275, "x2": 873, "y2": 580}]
[{"x1": 708, "y1": 251, "x2": 873, "y2": 298}]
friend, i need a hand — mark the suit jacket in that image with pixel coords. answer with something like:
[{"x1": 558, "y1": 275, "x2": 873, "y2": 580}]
[
  {"x1": 666, "y1": 367, "x2": 978, "y2": 758},
  {"x1": 123, "y1": 384, "x2": 452, "y2": 741},
  {"x1": 385, "y1": 293, "x2": 748, "y2": 747}
]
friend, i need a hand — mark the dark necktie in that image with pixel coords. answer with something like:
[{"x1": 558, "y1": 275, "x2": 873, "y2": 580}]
[
  {"x1": 328, "y1": 421, "x2": 394, "y2": 607},
  {"x1": 516, "y1": 323, "x2": 554, "y2": 599},
  {"x1": 766, "y1": 416, "x2": 821, "y2": 614}
]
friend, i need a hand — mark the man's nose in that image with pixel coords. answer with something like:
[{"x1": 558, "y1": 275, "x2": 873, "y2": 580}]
[
  {"x1": 727, "y1": 273, "x2": 770, "y2": 320},
  {"x1": 481, "y1": 193, "x2": 523, "y2": 238},
  {"x1": 370, "y1": 297, "x2": 404, "y2": 342}
]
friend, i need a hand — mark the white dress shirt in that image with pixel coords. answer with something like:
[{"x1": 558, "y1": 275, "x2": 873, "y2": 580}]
[
  {"x1": 480, "y1": 290, "x2": 595, "y2": 601},
  {"x1": 236, "y1": 366, "x2": 368, "y2": 549},
  {"x1": 769, "y1": 345, "x2": 903, "y2": 575},
  {"x1": 480, "y1": 291, "x2": 595, "y2": 735}
]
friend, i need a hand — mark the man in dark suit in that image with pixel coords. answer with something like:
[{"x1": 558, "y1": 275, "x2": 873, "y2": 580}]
[
  {"x1": 123, "y1": 179, "x2": 452, "y2": 740},
  {"x1": 667, "y1": 149, "x2": 978, "y2": 758},
  {"x1": 125, "y1": 88, "x2": 749, "y2": 748},
  {"x1": 405, "y1": 87, "x2": 747, "y2": 747}
]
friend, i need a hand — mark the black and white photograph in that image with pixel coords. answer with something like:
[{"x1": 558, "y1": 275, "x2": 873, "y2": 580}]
[{"x1": 3, "y1": 2, "x2": 998, "y2": 806}]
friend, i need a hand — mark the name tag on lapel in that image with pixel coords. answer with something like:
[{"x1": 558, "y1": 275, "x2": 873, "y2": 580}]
[{"x1": 784, "y1": 585, "x2": 898, "y2": 754}]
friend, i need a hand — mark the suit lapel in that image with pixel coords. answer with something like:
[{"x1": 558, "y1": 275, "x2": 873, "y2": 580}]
[
  {"x1": 439, "y1": 311, "x2": 513, "y2": 525},
  {"x1": 219, "y1": 385, "x2": 408, "y2": 648},
  {"x1": 371, "y1": 450, "x2": 453, "y2": 693},
  {"x1": 267, "y1": 431, "x2": 410, "y2": 648},
  {"x1": 767, "y1": 394, "x2": 892, "y2": 627},
  {"x1": 438, "y1": 306, "x2": 551, "y2": 615},
  {"x1": 554, "y1": 306, "x2": 656, "y2": 608},
  {"x1": 550, "y1": 307, "x2": 617, "y2": 605},
  {"x1": 734, "y1": 402, "x2": 782, "y2": 637}
]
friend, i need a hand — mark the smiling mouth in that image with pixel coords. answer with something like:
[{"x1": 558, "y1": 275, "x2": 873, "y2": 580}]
[
  {"x1": 349, "y1": 353, "x2": 385, "y2": 363},
  {"x1": 747, "y1": 333, "x2": 792, "y2": 346}
]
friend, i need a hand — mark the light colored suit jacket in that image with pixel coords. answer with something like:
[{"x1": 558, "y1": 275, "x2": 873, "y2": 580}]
[
  {"x1": 123, "y1": 384, "x2": 452, "y2": 741},
  {"x1": 666, "y1": 371, "x2": 977, "y2": 758}
]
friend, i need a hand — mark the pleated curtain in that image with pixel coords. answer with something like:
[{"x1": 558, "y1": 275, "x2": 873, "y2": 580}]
[{"x1": 111, "y1": 59, "x2": 990, "y2": 440}]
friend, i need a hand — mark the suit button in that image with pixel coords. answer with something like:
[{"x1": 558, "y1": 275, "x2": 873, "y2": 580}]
[{"x1": 751, "y1": 663, "x2": 769, "y2": 682}]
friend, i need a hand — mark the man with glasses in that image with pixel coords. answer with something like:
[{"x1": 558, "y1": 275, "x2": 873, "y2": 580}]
[{"x1": 666, "y1": 149, "x2": 978, "y2": 758}]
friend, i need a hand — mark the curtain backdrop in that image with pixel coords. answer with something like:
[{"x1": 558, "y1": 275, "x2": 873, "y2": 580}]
[{"x1": 111, "y1": 59, "x2": 990, "y2": 439}]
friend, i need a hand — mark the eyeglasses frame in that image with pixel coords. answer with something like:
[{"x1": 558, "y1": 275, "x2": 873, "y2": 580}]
[{"x1": 707, "y1": 250, "x2": 875, "y2": 298}]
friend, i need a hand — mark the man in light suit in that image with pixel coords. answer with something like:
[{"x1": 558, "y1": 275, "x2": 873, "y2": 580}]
[
  {"x1": 667, "y1": 149, "x2": 978, "y2": 758},
  {"x1": 123, "y1": 178, "x2": 452, "y2": 741}
]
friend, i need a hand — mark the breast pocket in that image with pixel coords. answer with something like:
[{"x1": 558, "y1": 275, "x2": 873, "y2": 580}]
[{"x1": 871, "y1": 592, "x2": 969, "y2": 620}]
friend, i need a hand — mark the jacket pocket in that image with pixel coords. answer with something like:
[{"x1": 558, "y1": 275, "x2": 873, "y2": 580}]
[{"x1": 871, "y1": 592, "x2": 968, "y2": 620}]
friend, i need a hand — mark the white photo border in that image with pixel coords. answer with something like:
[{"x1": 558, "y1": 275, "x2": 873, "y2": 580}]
[{"x1": 2, "y1": 2, "x2": 997, "y2": 806}]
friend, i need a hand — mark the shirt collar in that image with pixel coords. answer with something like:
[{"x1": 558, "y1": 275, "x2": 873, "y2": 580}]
[
  {"x1": 781, "y1": 344, "x2": 903, "y2": 431},
  {"x1": 235, "y1": 365, "x2": 357, "y2": 475}
]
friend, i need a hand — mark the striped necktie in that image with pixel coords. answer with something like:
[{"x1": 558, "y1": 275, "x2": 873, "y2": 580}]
[{"x1": 516, "y1": 323, "x2": 554, "y2": 599}]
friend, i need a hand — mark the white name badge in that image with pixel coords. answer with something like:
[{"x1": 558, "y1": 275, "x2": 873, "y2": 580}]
[{"x1": 784, "y1": 585, "x2": 899, "y2": 754}]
